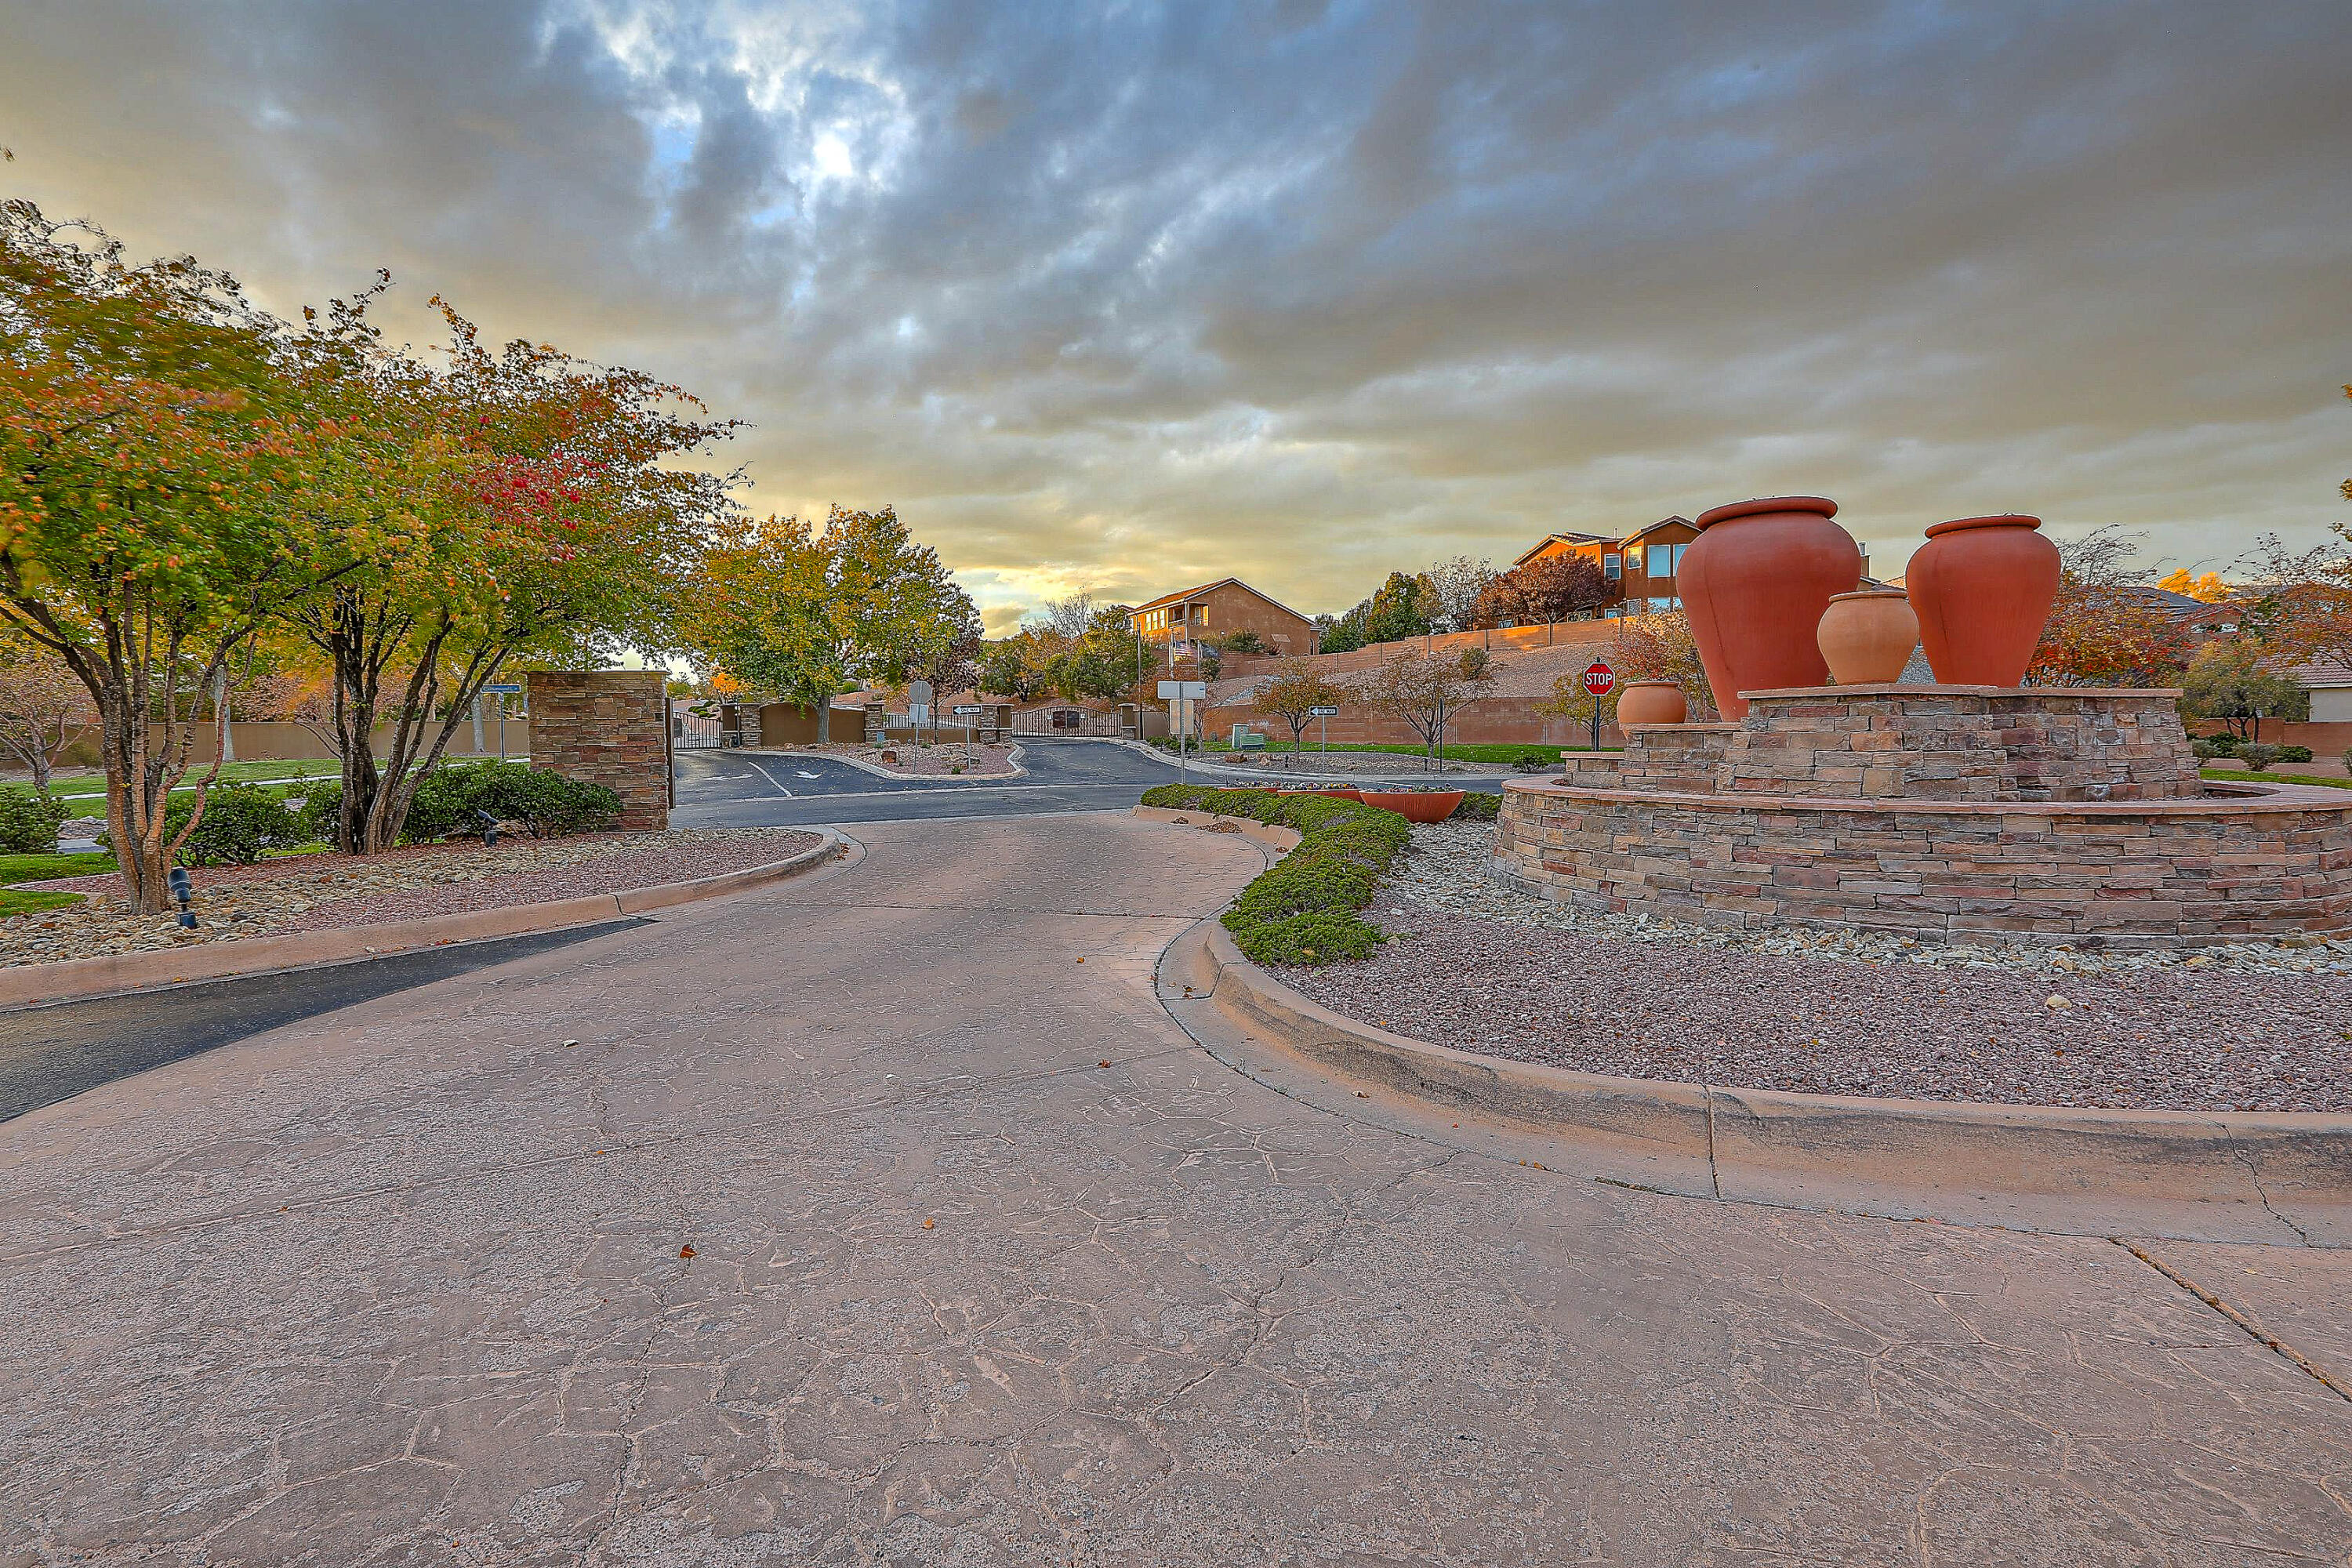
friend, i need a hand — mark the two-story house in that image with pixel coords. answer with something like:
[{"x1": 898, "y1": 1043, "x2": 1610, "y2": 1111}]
[
  {"x1": 1516, "y1": 516, "x2": 1870, "y2": 615},
  {"x1": 1126, "y1": 578, "x2": 1318, "y2": 659}
]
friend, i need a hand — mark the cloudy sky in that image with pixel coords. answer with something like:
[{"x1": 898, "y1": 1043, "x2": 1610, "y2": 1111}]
[{"x1": 5, "y1": 1, "x2": 2348, "y2": 630}]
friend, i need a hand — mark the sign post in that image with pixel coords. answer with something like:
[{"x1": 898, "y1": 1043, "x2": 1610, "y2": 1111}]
[
  {"x1": 485, "y1": 681, "x2": 524, "y2": 760},
  {"x1": 951, "y1": 703, "x2": 984, "y2": 764},
  {"x1": 1309, "y1": 704, "x2": 1339, "y2": 757},
  {"x1": 1580, "y1": 662, "x2": 1616, "y2": 753},
  {"x1": 1159, "y1": 681, "x2": 1207, "y2": 783}
]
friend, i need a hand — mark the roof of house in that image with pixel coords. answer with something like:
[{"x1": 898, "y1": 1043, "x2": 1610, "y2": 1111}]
[
  {"x1": 2286, "y1": 660, "x2": 2352, "y2": 688},
  {"x1": 1127, "y1": 576, "x2": 1316, "y2": 624},
  {"x1": 1511, "y1": 517, "x2": 1697, "y2": 568}
]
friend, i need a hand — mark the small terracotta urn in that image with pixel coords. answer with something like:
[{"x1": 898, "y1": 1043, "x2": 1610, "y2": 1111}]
[
  {"x1": 1906, "y1": 514, "x2": 2061, "y2": 687},
  {"x1": 1679, "y1": 496, "x2": 1862, "y2": 717},
  {"x1": 1816, "y1": 589, "x2": 1918, "y2": 685},
  {"x1": 1615, "y1": 680, "x2": 1689, "y2": 725}
]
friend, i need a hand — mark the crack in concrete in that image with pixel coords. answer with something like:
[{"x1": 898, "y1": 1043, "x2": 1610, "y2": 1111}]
[
  {"x1": 2215, "y1": 1123, "x2": 2318, "y2": 1247},
  {"x1": 2111, "y1": 1237, "x2": 2351, "y2": 1405}
]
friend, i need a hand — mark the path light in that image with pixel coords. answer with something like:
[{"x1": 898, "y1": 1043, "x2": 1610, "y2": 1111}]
[
  {"x1": 168, "y1": 867, "x2": 196, "y2": 929},
  {"x1": 474, "y1": 808, "x2": 500, "y2": 848}
]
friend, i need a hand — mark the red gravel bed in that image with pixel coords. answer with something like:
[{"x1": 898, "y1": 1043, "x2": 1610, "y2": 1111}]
[
  {"x1": 1275, "y1": 905, "x2": 2352, "y2": 1114},
  {"x1": 271, "y1": 832, "x2": 826, "y2": 933},
  {"x1": 29, "y1": 834, "x2": 641, "y2": 895}
]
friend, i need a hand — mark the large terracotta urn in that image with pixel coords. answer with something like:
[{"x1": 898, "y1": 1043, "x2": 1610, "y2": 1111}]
[
  {"x1": 1907, "y1": 514, "x2": 2061, "y2": 687},
  {"x1": 1680, "y1": 496, "x2": 1862, "y2": 717},
  {"x1": 1816, "y1": 589, "x2": 1918, "y2": 685},
  {"x1": 1615, "y1": 680, "x2": 1688, "y2": 726}
]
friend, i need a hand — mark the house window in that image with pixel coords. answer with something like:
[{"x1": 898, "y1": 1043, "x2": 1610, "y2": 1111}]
[
  {"x1": 1602, "y1": 554, "x2": 1622, "y2": 580},
  {"x1": 1649, "y1": 543, "x2": 1685, "y2": 577}
]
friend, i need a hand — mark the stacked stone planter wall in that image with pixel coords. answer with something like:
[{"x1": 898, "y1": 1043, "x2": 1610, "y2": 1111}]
[
  {"x1": 525, "y1": 671, "x2": 673, "y2": 831},
  {"x1": 1497, "y1": 683, "x2": 2352, "y2": 947}
]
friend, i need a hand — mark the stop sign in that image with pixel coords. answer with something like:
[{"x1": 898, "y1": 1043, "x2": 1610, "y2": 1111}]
[{"x1": 1581, "y1": 661, "x2": 1617, "y2": 697}]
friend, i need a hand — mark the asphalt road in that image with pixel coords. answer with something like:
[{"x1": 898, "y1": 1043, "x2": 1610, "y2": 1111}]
[
  {"x1": 671, "y1": 737, "x2": 1502, "y2": 829},
  {"x1": 0, "y1": 920, "x2": 651, "y2": 1125}
]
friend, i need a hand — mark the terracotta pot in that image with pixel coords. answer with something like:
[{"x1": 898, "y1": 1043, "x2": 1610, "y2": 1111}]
[
  {"x1": 1357, "y1": 789, "x2": 1465, "y2": 823},
  {"x1": 1614, "y1": 681, "x2": 1689, "y2": 725},
  {"x1": 1680, "y1": 496, "x2": 1862, "y2": 717},
  {"x1": 1907, "y1": 514, "x2": 2061, "y2": 688},
  {"x1": 1815, "y1": 590, "x2": 1918, "y2": 685}
]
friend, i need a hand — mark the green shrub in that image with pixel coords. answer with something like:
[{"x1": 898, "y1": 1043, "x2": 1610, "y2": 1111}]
[
  {"x1": 2278, "y1": 745, "x2": 2314, "y2": 764},
  {"x1": 1142, "y1": 783, "x2": 1415, "y2": 966},
  {"x1": 292, "y1": 763, "x2": 621, "y2": 845},
  {"x1": 2190, "y1": 739, "x2": 2222, "y2": 760},
  {"x1": 2199, "y1": 732, "x2": 2241, "y2": 756},
  {"x1": 0, "y1": 787, "x2": 69, "y2": 855},
  {"x1": 1452, "y1": 792, "x2": 1501, "y2": 820},
  {"x1": 295, "y1": 777, "x2": 343, "y2": 843},
  {"x1": 96, "y1": 783, "x2": 304, "y2": 867},
  {"x1": 2236, "y1": 743, "x2": 2281, "y2": 771}
]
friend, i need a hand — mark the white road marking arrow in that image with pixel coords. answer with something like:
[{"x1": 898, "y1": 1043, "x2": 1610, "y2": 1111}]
[{"x1": 797, "y1": 771, "x2": 821, "y2": 779}]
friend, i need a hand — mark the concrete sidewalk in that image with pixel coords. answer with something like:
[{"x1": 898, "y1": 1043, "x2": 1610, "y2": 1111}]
[{"x1": 2, "y1": 812, "x2": 2346, "y2": 1563}]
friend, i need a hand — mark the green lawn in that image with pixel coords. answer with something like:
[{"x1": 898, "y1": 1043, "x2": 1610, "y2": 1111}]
[
  {"x1": 2201, "y1": 768, "x2": 2352, "y2": 790},
  {"x1": 0, "y1": 887, "x2": 83, "y2": 916},
  {"x1": 40, "y1": 757, "x2": 341, "y2": 801},
  {"x1": 0, "y1": 850, "x2": 114, "y2": 884}
]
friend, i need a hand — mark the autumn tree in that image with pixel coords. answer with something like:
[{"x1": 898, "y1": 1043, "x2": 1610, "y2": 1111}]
[
  {"x1": 2178, "y1": 637, "x2": 2304, "y2": 739},
  {"x1": 285, "y1": 296, "x2": 735, "y2": 853},
  {"x1": 1425, "y1": 554, "x2": 1497, "y2": 632},
  {"x1": 0, "y1": 201, "x2": 372, "y2": 909},
  {"x1": 688, "y1": 505, "x2": 964, "y2": 742},
  {"x1": 1252, "y1": 658, "x2": 1346, "y2": 753},
  {"x1": 1351, "y1": 648, "x2": 1495, "y2": 771},
  {"x1": 904, "y1": 588, "x2": 982, "y2": 741},
  {"x1": 1475, "y1": 553, "x2": 1611, "y2": 626},
  {"x1": 2027, "y1": 526, "x2": 2194, "y2": 688},
  {"x1": 0, "y1": 629, "x2": 83, "y2": 789},
  {"x1": 978, "y1": 635, "x2": 1044, "y2": 700}
]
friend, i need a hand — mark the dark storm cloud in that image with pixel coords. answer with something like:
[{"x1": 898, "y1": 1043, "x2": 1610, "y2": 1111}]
[{"x1": 5, "y1": 0, "x2": 2348, "y2": 621}]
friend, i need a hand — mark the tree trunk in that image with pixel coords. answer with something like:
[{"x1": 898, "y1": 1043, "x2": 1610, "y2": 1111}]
[{"x1": 817, "y1": 701, "x2": 831, "y2": 744}]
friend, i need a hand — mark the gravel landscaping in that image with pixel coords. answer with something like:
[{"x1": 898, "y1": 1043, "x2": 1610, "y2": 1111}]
[
  {"x1": 1, "y1": 827, "x2": 823, "y2": 968},
  {"x1": 1273, "y1": 819, "x2": 2352, "y2": 1113}
]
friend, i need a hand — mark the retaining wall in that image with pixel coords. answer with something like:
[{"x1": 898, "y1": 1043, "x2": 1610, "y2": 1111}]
[{"x1": 1495, "y1": 778, "x2": 2352, "y2": 946}]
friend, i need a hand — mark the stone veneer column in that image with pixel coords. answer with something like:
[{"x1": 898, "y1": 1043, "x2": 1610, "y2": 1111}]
[{"x1": 524, "y1": 671, "x2": 672, "y2": 831}]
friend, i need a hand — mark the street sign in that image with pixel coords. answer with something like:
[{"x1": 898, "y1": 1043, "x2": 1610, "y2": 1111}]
[
  {"x1": 484, "y1": 682, "x2": 524, "y2": 695},
  {"x1": 1308, "y1": 706, "x2": 1341, "y2": 717},
  {"x1": 1580, "y1": 662, "x2": 1616, "y2": 697},
  {"x1": 1157, "y1": 680, "x2": 1207, "y2": 699},
  {"x1": 951, "y1": 704, "x2": 985, "y2": 717}
]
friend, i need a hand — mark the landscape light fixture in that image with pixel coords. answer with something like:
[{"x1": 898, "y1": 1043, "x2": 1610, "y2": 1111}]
[
  {"x1": 474, "y1": 808, "x2": 500, "y2": 848},
  {"x1": 167, "y1": 866, "x2": 196, "y2": 929}
]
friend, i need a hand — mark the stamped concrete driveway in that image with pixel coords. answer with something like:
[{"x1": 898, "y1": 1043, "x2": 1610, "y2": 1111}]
[{"x1": 3, "y1": 812, "x2": 2349, "y2": 1565}]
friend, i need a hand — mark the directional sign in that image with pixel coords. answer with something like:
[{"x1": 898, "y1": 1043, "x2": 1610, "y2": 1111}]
[
  {"x1": 484, "y1": 682, "x2": 524, "y2": 695},
  {"x1": 1308, "y1": 705, "x2": 1341, "y2": 717},
  {"x1": 951, "y1": 704, "x2": 985, "y2": 717},
  {"x1": 1158, "y1": 680, "x2": 1207, "y2": 699},
  {"x1": 1581, "y1": 662, "x2": 1617, "y2": 697}
]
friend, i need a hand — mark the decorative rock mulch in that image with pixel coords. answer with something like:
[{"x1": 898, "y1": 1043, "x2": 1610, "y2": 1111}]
[
  {"x1": 769, "y1": 743, "x2": 1018, "y2": 777},
  {"x1": 1273, "y1": 819, "x2": 2352, "y2": 1113},
  {"x1": 1, "y1": 828, "x2": 823, "y2": 969}
]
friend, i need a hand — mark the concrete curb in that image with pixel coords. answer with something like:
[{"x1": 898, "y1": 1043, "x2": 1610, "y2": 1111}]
[
  {"x1": 1133, "y1": 806, "x2": 2352, "y2": 1240},
  {"x1": 745, "y1": 744, "x2": 1029, "y2": 782},
  {"x1": 1194, "y1": 923, "x2": 2351, "y2": 1236},
  {"x1": 0, "y1": 830, "x2": 848, "y2": 1012}
]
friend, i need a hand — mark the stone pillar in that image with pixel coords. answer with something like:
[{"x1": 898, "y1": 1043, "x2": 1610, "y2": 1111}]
[{"x1": 524, "y1": 671, "x2": 671, "y2": 831}]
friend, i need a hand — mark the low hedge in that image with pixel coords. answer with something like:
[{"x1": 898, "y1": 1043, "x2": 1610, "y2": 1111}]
[
  {"x1": 0, "y1": 786, "x2": 70, "y2": 855},
  {"x1": 1141, "y1": 783, "x2": 1416, "y2": 965}
]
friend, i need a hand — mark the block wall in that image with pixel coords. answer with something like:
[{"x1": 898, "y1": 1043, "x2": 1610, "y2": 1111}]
[{"x1": 525, "y1": 671, "x2": 671, "y2": 831}]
